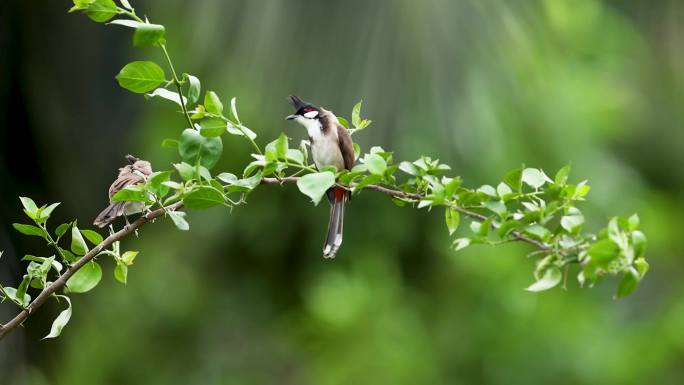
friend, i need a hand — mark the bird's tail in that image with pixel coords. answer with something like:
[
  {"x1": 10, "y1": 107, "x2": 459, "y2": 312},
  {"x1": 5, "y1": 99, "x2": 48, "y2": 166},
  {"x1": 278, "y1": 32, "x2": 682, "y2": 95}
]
[
  {"x1": 93, "y1": 202, "x2": 125, "y2": 228},
  {"x1": 323, "y1": 187, "x2": 347, "y2": 258}
]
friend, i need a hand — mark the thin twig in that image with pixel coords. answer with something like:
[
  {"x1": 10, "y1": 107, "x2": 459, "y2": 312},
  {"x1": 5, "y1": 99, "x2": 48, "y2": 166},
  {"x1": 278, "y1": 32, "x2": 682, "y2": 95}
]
[
  {"x1": 260, "y1": 176, "x2": 555, "y2": 253},
  {"x1": 0, "y1": 202, "x2": 183, "y2": 341}
]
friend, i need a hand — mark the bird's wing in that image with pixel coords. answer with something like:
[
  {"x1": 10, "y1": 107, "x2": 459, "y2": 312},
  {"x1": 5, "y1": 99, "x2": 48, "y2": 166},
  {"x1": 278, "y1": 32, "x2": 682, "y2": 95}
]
[
  {"x1": 108, "y1": 171, "x2": 144, "y2": 200},
  {"x1": 337, "y1": 123, "x2": 355, "y2": 171}
]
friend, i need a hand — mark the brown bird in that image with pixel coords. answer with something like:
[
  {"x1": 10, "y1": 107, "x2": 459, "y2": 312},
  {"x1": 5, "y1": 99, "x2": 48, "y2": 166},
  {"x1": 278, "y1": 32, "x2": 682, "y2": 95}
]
[
  {"x1": 93, "y1": 155, "x2": 153, "y2": 228},
  {"x1": 286, "y1": 95, "x2": 355, "y2": 258}
]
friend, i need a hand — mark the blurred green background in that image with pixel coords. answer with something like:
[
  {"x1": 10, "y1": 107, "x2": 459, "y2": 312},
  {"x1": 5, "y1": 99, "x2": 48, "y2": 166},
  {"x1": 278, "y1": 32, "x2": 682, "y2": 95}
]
[{"x1": 1, "y1": 0, "x2": 683, "y2": 384}]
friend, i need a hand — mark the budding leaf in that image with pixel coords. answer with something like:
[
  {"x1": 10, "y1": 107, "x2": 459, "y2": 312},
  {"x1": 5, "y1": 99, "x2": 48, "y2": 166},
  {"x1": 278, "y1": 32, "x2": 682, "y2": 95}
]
[
  {"x1": 297, "y1": 172, "x2": 336, "y2": 205},
  {"x1": 43, "y1": 295, "x2": 72, "y2": 340},
  {"x1": 116, "y1": 61, "x2": 166, "y2": 93},
  {"x1": 66, "y1": 261, "x2": 102, "y2": 293}
]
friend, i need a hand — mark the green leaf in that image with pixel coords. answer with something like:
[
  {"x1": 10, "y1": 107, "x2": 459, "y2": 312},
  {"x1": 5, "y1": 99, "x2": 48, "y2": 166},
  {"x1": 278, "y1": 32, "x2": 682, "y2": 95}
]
[
  {"x1": 183, "y1": 186, "x2": 225, "y2": 209},
  {"x1": 174, "y1": 162, "x2": 195, "y2": 181},
  {"x1": 112, "y1": 185, "x2": 148, "y2": 202},
  {"x1": 190, "y1": 105, "x2": 206, "y2": 120},
  {"x1": 275, "y1": 132, "x2": 289, "y2": 159},
  {"x1": 615, "y1": 267, "x2": 640, "y2": 299},
  {"x1": 178, "y1": 128, "x2": 223, "y2": 169},
  {"x1": 561, "y1": 208, "x2": 584, "y2": 233},
  {"x1": 145, "y1": 88, "x2": 187, "y2": 106},
  {"x1": 55, "y1": 222, "x2": 72, "y2": 239},
  {"x1": 84, "y1": 0, "x2": 117, "y2": 22},
  {"x1": 184, "y1": 74, "x2": 201, "y2": 104},
  {"x1": 13, "y1": 223, "x2": 46, "y2": 238},
  {"x1": 37, "y1": 202, "x2": 61, "y2": 222},
  {"x1": 351, "y1": 100, "x2": 362, "y2": 128},
  {"x1": 628, "y1": 214, "x2": 640, "y2": 231},
  {"x1": 116, "y1": 61, "x2": 166, "y2": 93},
  {"x1": 503, "y1": 167, "x2": 523, "y2": 191},
  {"x1": 226, "y1": 173, "x2": 262, "y2": 192},
  {"x1": 632, "y1": 230, "x2": 647, "y2": 258},
  {"x1": 108, "y1": 20, "x2": 166, "y2": 47},
  {"x1": 114, "y1": 262, "x2": 128, "y2": 285},
  {"x1": 122, "y1": 251, "x2": 138, "y2": 265},
  {"x1": 80, "y1": 229, "x2": 103, "y2": 245},
  {"x1": 337, "y1": 116, "x2": 350, "y2": 129},
  {"x1": 399, "y1": 161, "x2": 418, "y2": 176},
  {"x1": 226, "y1": 123, "x2": 257, "y2": 140},
  {"x1": 634, "y1": 257, "x2": 649, "y2": 278},
  {"x1": 19, "y1": 196, "x2": 39, "y2": 219},
  {"x1": 43, "y1": 295, "x2": 72, "y2": 340},
  {"x1": 161, "y1": 139, "x2": 179, "y2": 148},
  {"x1": 524, "y1": 224, "x2": 550, "y2": 240},
  {"x1": 198, "y1": 118, "x2": 225, "y2": 138},
  {"x1": 119, "y1": 0, "x2": 132, "y2": 11},
  {"x1": 555, "y1": 164, "x2": 572, "y2": 185},
  {"x1": 296, "y1": 172, "x2": 336, "y2": 205},
  {"x1": 364, "y1": 153, "x2": 387, "y2": 176},
  {"x1": 445, "y1": 207, "x2": 460, "y2": 235},
  {"x1": 353, "y1": 174, "x2": 382, "y2": 192},
  {"x1": 146, "y1": 171, "x2": 172, "y2": 199},
  {"x1": 133, "y1": 23, "x2": 165, "y2": 47},
  {"x1": 168, "y1": 211, "x2": 189, "y2": 231},
  {"x1": 23, "y1": 255, "x2": 63, "y2": 274},
  {"x1": 71, "y1": 225, "x2": 89, "y2": 255},
  {"x1": 496, "y1": 182, "x2": 512, "y2": 198},
  {"x1": 66, "y1": 261, "x2": 102, "y2": 293},
  {"x1": 526, "y1": 267, "x2": 562, "y2": 292},
  {"x1": 477, "y1": 185, "x2": 497, "y2": 197},
  {"x1": 484, "y1": 200, "x2": 507, "y2": 216},
  {"x1": 230, "y1": 97, "x2": 240, "y2": 123},
  {"x1": 286, "y1": 149, "x2": 304, "y2": 164},
  {"x1": 522, "y1": 168, "x2": 548, "y2": 189},
  {"x1": 217, "y1": 172, "x2": 237, "y2": 184},
  {"x1": 452, "y1": 238, "x2": 471, "y2": 251},
  {"x1": 587, "y1": 239, "x2": 620, "y2": 266},
  {"x1": 204, "y1": 91, "x2": 223, "y2": 114}
]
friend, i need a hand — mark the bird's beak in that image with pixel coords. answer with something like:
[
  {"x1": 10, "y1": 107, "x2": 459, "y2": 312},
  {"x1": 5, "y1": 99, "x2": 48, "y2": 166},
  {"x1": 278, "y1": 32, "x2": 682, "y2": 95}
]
[{"x1": 285, "y1": 114, "x2": 297, "y2": 121}]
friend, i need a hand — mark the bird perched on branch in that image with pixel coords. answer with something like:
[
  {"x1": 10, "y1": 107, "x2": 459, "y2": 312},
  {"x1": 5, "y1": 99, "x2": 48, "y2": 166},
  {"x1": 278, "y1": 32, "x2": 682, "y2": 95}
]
[
  {"x1": 93, "y1": 155, "x2": 153, "y2": 228},
  {"x1": 286, "y1": 95, "x2": 354, "y2": 258}
]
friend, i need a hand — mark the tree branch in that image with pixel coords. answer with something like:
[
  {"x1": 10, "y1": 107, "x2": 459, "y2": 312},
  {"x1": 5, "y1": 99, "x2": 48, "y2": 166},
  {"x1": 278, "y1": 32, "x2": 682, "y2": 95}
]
[
  {"x1": 0, "y1": 202, "x2": 183, "y2": 341},
  {"x1": 260, "y1": 177, "x2": 554, "y2": 253},
  {"x1": 0, "y1": 175, "x2": 560, "y2": 341}
]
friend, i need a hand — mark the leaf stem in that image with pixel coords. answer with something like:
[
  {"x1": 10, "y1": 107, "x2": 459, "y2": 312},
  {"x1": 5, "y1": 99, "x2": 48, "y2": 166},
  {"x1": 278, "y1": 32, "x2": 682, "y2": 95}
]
[{"x1": 160, "y1": 44, "x2": 194, "y2": 128}]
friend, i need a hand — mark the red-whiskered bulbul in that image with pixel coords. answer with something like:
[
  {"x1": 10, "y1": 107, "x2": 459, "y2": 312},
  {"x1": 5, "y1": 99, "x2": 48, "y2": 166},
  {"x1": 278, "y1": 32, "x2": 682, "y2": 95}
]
[
  {"x1": 93, "y1": 155, "x2": 153, "y2": 228},
  {"x1": 286, "y1": 95, "x2": 355, "y2": 258}
]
